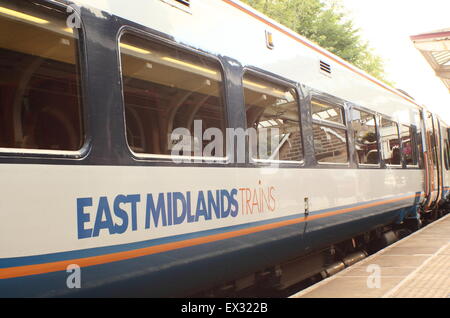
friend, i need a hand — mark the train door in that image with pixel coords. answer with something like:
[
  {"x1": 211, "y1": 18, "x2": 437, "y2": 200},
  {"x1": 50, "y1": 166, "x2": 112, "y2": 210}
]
[
  {"x1": 423, "y1": 111, "x2": 440, "y2": 210},
  {"x1": 434, "y1": 116, "x2": 444, "y2": 206}
]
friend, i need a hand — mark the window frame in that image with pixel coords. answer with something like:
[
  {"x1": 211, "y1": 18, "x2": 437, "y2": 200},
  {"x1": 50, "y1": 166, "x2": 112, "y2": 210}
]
[
  {"x1": 400, "y1": 123, "x2": 419, "y2": 169},
  {"x1": 349, "y1": 105, "x2": 381, "y2": 168},
  {"x1": 117, "y1": 27, "x2": 230, "y2": 164},
  {"x1": 0, "y1": 0, "x2": 90, "y2": 159},
  {"x1": 161, "y1": 0, "x2": 192, "y2": 13},
  {"x1": 379, "y1": 115, "x2": 403, "y2": 168},
  {"x1": 310, "y1": 93, "x2": 350, "y2": 167},
  {"x1": 242, "y1": 68, "x2": 305, "y2": 167}
]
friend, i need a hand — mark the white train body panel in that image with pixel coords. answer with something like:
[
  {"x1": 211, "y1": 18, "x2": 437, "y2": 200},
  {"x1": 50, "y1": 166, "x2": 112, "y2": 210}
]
[{"x1": 0, "y1": 164, "x2": 423, "y2": 258}]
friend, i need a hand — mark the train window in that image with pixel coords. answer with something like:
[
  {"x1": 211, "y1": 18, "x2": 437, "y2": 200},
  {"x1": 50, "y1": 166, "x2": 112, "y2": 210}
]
[
  {"x1": 0, "y1": 1, "x2": 84, "y2": 152},
  {"x1": 311, "y1": 98, "x2": 344, "y2": 124},
  {"x1": 119, "y1": 33, "x2": 226, "y2": 160},
  {"x1": 311, "y1": 98, "x2": 348, "y2": 164},
  {"x1": 243, "y1": 73, "x2": 303, "y2": 162},
  {"x1": 380, "y1": 118, "x2": 401, "y2": 166},
  {"x1": 351, "y1": 109, "x2": 379, "y2": 165},
  {"x1": 400, "y1": 125, "x2": 417, "y2": 166}
]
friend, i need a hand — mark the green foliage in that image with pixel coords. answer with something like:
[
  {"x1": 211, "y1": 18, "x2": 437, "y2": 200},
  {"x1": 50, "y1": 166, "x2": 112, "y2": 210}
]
[{"x1": 241, "y1": 0, "x2": 393, "y2": 85}]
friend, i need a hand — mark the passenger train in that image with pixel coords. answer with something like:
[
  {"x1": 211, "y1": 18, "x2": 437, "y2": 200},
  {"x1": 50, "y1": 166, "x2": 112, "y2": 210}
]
[{"x1": 0, "y1": 0, "x2": 449, "y2": 297}]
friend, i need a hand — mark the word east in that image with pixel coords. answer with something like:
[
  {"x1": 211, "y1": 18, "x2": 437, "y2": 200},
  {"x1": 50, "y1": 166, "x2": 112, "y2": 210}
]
[
  {"x1": 77, "y1": 189, "x2": 238, "y2": 239},
  {"x1": 77, "y1": 187, "x2": 276, "y2": 239}
]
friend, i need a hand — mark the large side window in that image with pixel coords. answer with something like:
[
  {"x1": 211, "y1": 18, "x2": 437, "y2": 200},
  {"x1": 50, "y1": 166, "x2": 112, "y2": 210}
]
[
  {"x1": 120, "y1": 33, "x2": 226, "y2": 159},
  {"x1": 243, "y1": 73, "x2": 303, "y2": 162},
  {"x1": 400, "y1": 124, "x2": 417, "y2": 166},
  {"x1": 0, "y1": 1, "x2": 84, "y2": 151},
  {"x1": 311, "y1": 98, "x2": 348, "y2": 164},
  {"x1": 380, "y1": 117, "x2": 401, "y2": 165},
  {"x1": 351, "y1": 108, "x2": 379, "y2": 165}
]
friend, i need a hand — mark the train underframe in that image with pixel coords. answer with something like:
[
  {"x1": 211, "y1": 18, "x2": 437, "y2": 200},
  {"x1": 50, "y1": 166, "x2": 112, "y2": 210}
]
[{"x1": 194, "y1": 203, "x2": 449, "y2": 298}]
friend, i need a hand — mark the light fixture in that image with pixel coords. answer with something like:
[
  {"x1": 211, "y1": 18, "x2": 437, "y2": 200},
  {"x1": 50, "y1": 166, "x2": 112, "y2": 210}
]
[
  {"x1": 0, "y1": 6, "x2": 49, "y2": 24},
  {"x1": 265, "y1": 30, "x2": 274, "y2": 49},
  {"x1": 161, "y1": 57, "x2": 217, "y2": 75},
  {"x1": 120, "y1": 43, "x2": 152, "y2": 55},
  {"x1": 243, "y1": 80, "x2": 267, "y2": 90},
  {"x1": 272, "y1": 89, "x2": 286, "y2": 96},
  {"x1": 313, "y1": 100, "x2": 333, "y2": 109},
  {"x1": 62, "y1": 27, "x2": 74, "y2": 34}
]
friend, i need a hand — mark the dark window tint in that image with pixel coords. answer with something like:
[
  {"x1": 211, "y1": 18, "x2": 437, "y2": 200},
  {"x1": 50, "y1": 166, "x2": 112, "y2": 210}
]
[
  {"x1": 351, "y1": 109, "x2": 379, "y2": 165},
  {"x1": 120, "y1": 33, "x2": 226, "y2": 158},
  {"x1": 380, "y1": 118, "x2": 401, "y2": 165},
  {"x1": 0, "y1": 1, "x2": 84, "y2": 151},
  {"x1": 243, "y1": 73, "x2": 303, "y2": 162}
]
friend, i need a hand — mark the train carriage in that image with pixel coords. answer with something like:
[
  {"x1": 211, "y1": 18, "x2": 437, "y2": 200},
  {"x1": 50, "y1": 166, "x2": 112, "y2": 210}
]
[{"x1": 0, "y1": 0, "x2": 449, "y2": 297}]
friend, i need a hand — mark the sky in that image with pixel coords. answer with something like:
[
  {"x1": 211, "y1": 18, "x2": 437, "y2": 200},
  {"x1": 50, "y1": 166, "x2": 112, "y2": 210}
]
[{"x1": 340, "y1": 0, "x2": 450, "y2": 123}]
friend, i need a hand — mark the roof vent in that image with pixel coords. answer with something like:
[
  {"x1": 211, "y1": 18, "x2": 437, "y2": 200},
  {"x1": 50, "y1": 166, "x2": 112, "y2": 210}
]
[
  {"x1": 175, "y1": 0, "x2": 190, "y2": 6},
  {"x1": 320, "y1": 60, "x2": 331, "y2": 75},
  {"x1": 161, "y1": 0, "x2": 191, "y2": 12}
]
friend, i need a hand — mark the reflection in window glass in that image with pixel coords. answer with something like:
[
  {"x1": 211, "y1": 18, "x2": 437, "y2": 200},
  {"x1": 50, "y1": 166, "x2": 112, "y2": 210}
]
[
  {"x1": 244, "y1": 74, "x2": 303, "y2": 161},
  {"x1": 0, "y1": 1, "x2": 84, "y2": 151},
  {"x1": 400, "y1": 125, "x2": 416, "y2": 166},
  {"x1": 120, "y1": 33, "x2": 226, "y2": 158},
  {"x1": 351, "y1": 109, "x2": 379, "y2": 165},
  {"x1": 380, "y1": 118, "x2": 400, "y2": 165},
  {"x1": 311, "y1": 98, "x2": 344, "y2": 124},
  {"x1": 313, "y1": 124, "x2": 348, "y2": 163}
]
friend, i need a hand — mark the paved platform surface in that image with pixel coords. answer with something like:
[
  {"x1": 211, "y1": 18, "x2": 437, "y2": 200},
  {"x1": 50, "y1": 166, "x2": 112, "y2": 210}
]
[{"x1": 291, "y1": 213, "x2": 450, "y2": 298}]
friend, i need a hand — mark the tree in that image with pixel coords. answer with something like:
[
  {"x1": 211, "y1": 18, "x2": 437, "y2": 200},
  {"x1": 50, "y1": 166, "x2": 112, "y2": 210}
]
[{"x1": 241, "y1": 0, "x2": 392, "y2": 85}]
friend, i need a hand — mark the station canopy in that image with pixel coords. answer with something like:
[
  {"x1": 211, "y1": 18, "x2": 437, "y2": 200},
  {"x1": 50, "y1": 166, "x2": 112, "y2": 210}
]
[{"x1": 411, "y1": 28, "x2": 450, "y2": 92}]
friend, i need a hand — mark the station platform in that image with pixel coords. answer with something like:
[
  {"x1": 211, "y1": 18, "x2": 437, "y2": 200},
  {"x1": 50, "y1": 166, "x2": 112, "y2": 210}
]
[{"x1": 291, "y1": 213, "x2": 450, "y2": 298}]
